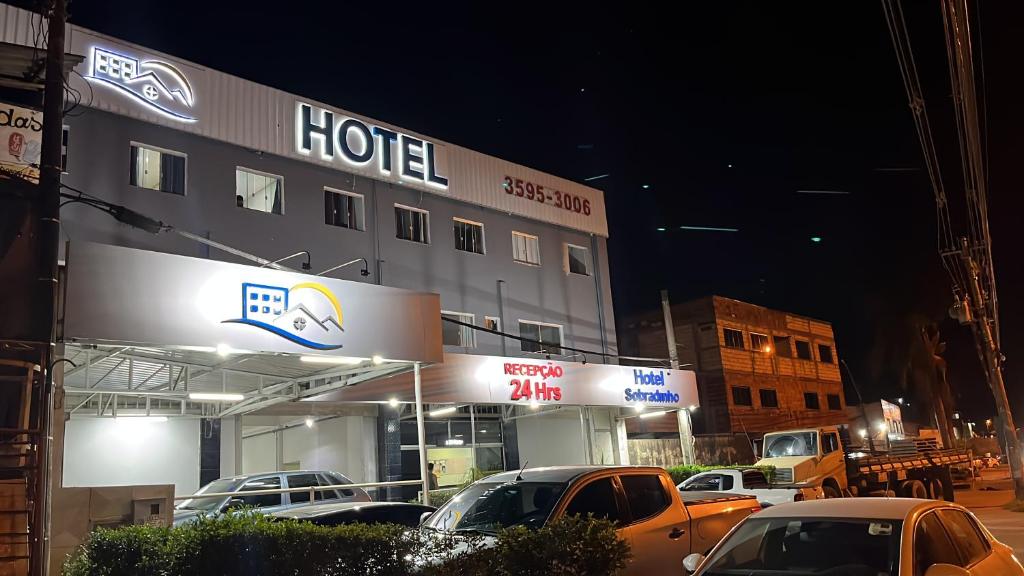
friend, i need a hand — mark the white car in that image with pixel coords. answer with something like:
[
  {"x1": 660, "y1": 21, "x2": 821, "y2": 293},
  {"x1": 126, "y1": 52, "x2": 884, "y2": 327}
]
[
  {"x1": 677, "y1": 469, "x2": 822, "y2": 507},
  {"x1": 684, "y1": 498, "x2": 1024, "y2": 575}
]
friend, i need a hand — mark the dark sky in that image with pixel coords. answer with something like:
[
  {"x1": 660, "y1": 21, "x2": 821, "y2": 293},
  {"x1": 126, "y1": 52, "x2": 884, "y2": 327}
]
[{"x1": 53, "y1": 0, "x2": 1024, "y2": 422}]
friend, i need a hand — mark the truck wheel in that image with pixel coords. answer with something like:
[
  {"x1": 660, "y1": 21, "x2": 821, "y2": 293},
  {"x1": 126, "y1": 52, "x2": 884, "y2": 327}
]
[
  {"x1": 899, "y1": 480, "x2": 927, "y2": 499},
  {"x1": 926, "y1": 478, "x2": 944, "y2": 500},
  {"x1": 823, "y1": 485, "x2": 841, "y2": 499}
]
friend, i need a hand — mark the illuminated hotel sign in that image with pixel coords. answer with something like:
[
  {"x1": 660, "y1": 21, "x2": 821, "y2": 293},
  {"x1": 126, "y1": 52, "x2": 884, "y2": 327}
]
[
  {"x1": 296, "y1": 102, "x2": 449, "y2": 190},
  {"x1": 85, "y1": 47, "x2": 197, "y2": 123}
]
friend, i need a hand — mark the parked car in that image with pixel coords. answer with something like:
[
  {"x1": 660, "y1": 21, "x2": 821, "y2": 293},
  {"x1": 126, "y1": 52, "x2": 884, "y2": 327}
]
[
  {"x1": 421, "y1": 465, "x2": 759, "y2": 576},
  {"x1": 683, "y1": 498, "x2": 1024, "y2": 575},
  {"x1": 271, "y1": 502, "x2": 435, "y2": 527},
  {"x1": 174, "y1": 470, "x2": 370, "y2": 526},
  {"x1": 678, "y1": 469, "x2": 823, "y2": 507}
]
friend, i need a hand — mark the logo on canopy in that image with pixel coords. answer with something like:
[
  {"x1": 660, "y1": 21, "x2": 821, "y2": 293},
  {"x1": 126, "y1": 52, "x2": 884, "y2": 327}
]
[
  {"x1": 86, "y1": 47, "x2": 197, "y2": 122},
  {"x1": 224, "y1": 282, "x2": 344, "y2": 350}
]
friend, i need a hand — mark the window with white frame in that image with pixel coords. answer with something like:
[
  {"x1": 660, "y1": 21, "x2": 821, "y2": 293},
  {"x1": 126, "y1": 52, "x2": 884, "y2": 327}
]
[
  {"x1": 484, "y1": 316, "x2": 501, "y2": 332},
  {"x1": 519, "y1": 320, "x2": 562, "y2": 354},
  {"x1": 453, "y1": 218, "x2": 485, "y2": 254},
  {"x1": 441, "y1": 312, "x2": 476, "y2": 347},
  {"x1": 395, "y1": 204, "x2": 430, "y2": 243},
  {"x1": 512, "y1": 231, "x2": 540, "y2": 266},
  {"x1": 564, "y1": 243, "x2": 591, "y2": 275},
  {"x1": 130, "y1": 143, "x2": 186, "y2": 195},
  {"x1": 324, "y1": 187, "x2": 365, "y2": 231},
  {"x1": 236, "y1": 167, "x2": 283, "y2": 214}
]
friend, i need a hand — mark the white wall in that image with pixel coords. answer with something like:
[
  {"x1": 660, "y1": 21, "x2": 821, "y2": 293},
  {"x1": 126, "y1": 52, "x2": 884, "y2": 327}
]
[
  {"x1": 517, "y1": 410, "x2": 588, "y2": 467},
  {"x1": 63, "y1": 418, "x2": 200, "y2": 496},
  {"x1": 242, "y1": 416, "x2": 377, "y2": 482},
  {"x1": 242, "y1": 432, "x2": 277, "y2": 474}
]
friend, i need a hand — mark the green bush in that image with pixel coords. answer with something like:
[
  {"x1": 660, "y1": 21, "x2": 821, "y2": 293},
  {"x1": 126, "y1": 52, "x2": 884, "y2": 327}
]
[
  {"x1": 62, "y1": 511, "x2": 629, "y2": 576},
  {"x1": 666, "y1": 464, "x2": 776, "y2": 486}
]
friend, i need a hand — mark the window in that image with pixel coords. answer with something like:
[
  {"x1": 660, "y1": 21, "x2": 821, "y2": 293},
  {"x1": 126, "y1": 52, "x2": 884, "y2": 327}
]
[
  {"x1": 323, "y1": 473, "x2": 356, "y2": 497},
  {"x1": 732, "y1": 386, "x2": 753, "y2": 407},
  {"x1": 512, "y1": 231, "x2": 541, "y2": 265},
  {"x1": 822, "y1": 432, "x2": 840, "y2": 454},
  {"x1": 236, "y1": 167, "x2": 282, "y2": 214},
  {"x1": 130, "y1": 143, "x2": 186, "y2": 195},
  {"x1": 484, "y1": 316, "x2": 501, "y2": 332},
  {"x1": 827, "y1": 393, "x2": 842, "y2": 411},
  {"x1": 61, "y1": 125, "x2": 69, "y2": 173},
  {"x1": 453, "y1": 217, "x2": 485, "y2": 254},
  {"x1": 565, "y1": 244, "x2": 591, "y2": 275},
  {"x1": 795, "y1": 340, "x2": 812, "y2": 360},
  {"x1": 683, "y1": 473, "x2": 734, "y2": 491},
  {"x1": 441, "y1": 311, "x2": 476, "y2": 348},
  {"x1": 759, "y1": 388, "x2": 779, "y2": 408},
  {"x1": 915, "y1": 512, "x2": 962, "y2": 576},
  {"x1": 804, "y1": 392, "x2": 820, "y2": 410},
  {"x1": 236, "y1": 476, "x2": 281, "y2": 508},
  {"x1": 724, "y1": 328, "x2": 745, "y2": 349},
  {"x1": 742, "y1": 470, "x2": 769, "y2": 489},
  {"x1": 395, "y1": 204, "x2": 429, "y2": 243},
  {"x1": 287, "y1": 473, "x2": 326, "y2": 504},
  {"x1": 773, "y1": 335, "x2": 792, "y2": 357},
  {"x1": 750, "y1": 333, "x2": 770, "y2": 353},
  {"x1": 818, "y1": 343, "x2": 835, "y2": 364},
  {"x1": 937, "y1": 509, "x2": 990, "y2": 566},
  {"x1": 564, "y1": 477, "x2": 624, "y2": 525},
  {"x1": 620, "y1": 475, "x2": 669, "y2": 522},
  {"x1": 324, "y1": 188, "x2": 365, "y2": 230},
  {"x1": 518, "y1": 320, "x2": 562, "y2": 355}
]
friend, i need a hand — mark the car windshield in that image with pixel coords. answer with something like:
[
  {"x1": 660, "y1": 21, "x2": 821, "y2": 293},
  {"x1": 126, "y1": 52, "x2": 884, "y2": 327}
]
[
  {"x1": 175, "y1": 478, "x2": 238, "y2": 512},
  {"x1": 425, "y1": 481, "x2": 567, "y2": 534},
  {"x1": 764, "y1": 432, "x2": 818, "y2": 458},
  {"x1": 700, "y1": 517, "x2": 903, "y2": 576}
]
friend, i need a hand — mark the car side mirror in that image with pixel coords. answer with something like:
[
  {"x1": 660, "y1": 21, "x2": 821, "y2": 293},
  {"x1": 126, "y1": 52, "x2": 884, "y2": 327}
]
[
  {"x1": 419, "y1": 511, "x2": 433, "y2": 526},
  {"x1": 924, "y1": 565, "x2": 971, "y2": 576},
  {"x1": 682, "y1": 553, "x2": 704, "y2": 573},
  {"x1": 223, "y1": 497, "x2": 246, "y2": 511}
]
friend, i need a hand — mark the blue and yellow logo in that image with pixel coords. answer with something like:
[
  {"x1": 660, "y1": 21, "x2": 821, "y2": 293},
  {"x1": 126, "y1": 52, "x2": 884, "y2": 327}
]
[{"x1": 224, "y1": 282, "x2": 344, "y2": 350}]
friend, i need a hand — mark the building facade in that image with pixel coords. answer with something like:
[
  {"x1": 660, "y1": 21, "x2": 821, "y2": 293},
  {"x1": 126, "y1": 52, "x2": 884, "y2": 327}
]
[{"x1": 620, "y1": 296, "x2": 848, "y2": 436}]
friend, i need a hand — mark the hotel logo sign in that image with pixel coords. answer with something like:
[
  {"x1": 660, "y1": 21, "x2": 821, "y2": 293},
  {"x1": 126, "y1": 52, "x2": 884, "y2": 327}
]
[
  {"x1": 86, "y1": 47, "x2": 197, "y2": 123},
  {"x1": 223, "y1": 282, "x2": 345, "y2": 350}
]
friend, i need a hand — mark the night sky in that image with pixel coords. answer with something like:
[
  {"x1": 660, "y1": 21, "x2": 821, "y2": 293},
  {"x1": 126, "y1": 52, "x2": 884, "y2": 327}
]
[{"x1": 44, "y1": 1, "x2": 1024, "y2": 422}]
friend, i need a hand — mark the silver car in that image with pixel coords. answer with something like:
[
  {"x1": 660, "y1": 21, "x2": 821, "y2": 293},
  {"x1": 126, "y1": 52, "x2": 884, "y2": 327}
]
[{"x1": 174, "y1": 470, "x2": 370, "y2": 526}]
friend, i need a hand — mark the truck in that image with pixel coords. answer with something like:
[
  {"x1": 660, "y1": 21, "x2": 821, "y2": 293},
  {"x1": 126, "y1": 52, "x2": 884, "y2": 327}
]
[
  {"x1": 754, "y1": 426, "x2": 971, "y2": 500},
  {"x1": 420, "y1": 465, "x2": 760, "y2": 576},
  {"x1": 677, "y1": 468, "x2": 823, "y2": 506}
]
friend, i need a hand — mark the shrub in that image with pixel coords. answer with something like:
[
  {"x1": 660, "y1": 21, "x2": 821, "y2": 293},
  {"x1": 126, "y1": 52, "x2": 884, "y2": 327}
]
[
  {"x1": 62, "y1": 511, "x2": 629, "y2": 576},
  {"x1": 666, "y1": 464, "x2": 776, "y2": 485}
]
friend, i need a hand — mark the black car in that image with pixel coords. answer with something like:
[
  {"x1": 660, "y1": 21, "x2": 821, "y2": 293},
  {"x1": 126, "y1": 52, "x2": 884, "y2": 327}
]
[{"x1": 270, "y1": 501, "x2": 436, "y2": 527}]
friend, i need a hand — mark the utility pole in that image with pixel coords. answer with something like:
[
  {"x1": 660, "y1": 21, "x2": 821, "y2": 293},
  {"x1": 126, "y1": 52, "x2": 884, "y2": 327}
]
[
  {"x1": 34, "y1": 1, "x2": 67, "y2": 573},
  {"x1": 959, "y1": 238, "x2": 1024, "y2": 500},
  {"x1": 661, "y1": 290, "x2": 696, "y2": 465}
]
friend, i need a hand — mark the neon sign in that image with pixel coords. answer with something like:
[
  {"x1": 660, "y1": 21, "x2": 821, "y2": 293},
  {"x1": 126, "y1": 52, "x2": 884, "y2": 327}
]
[
  {"x1": 296, "y1": 102, "x2": 448, "y2": 190},
  {"x1": 85, "y1": 47, "x2": 197, "y2": 123}
]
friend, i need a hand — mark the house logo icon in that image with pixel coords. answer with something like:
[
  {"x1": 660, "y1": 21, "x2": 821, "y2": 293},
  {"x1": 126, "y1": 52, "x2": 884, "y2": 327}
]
[
  {"x1": 86, "y1": 47, "x2": 197, "y2": 123},
  {"x1": 223, "y1": 282, "x2": 344, "y2": 350}
]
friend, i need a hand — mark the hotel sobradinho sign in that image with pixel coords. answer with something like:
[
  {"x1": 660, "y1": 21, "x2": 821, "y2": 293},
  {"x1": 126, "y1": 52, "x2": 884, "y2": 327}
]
[{"x1": 296, "y1": 102, "x2": 449, "y2": 190}]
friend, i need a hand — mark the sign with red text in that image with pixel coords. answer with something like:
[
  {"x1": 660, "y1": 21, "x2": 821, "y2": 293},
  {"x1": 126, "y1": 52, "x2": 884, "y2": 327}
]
[{"x1": 0, "y1": 102, "x2": 42, "y2": 183}]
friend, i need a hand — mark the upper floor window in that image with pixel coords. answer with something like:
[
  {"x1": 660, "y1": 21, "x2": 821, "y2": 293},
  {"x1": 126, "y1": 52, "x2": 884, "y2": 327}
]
[
  {"x1": 484, "y1": 316, "x2": 501, "y2": 332},
  {"x1": 453, "y1": 218, "x2": 485, "y2": 254},
  {"x1": 395, "y1": 204, "x2": 430, "y2": 244},
  {"x1": 236, "y1": 167, "x2": 283, "y2": 214},
  {"x1": 731, "y1": 386, "x2": 753, "y2": 407},
  {"x1": 565, "y1": 244, "x2": 591, "y2": 276},
  {"x1": 750, "y1": 332, "x2": 770, "y2": 353},
  {"x1": 519, "y1": 320, "x2": 562, "y2": 355},
  {"x1": 773, "y1": 335, "x2": 792, "y2": 357},
  {"x1": 804, "y1": 392, "x2": 820, "y2": 410},
  {"x1": 723, "y1": 328, "x2": 745, "y2": 349},
  {"x1": 512, "y1": 231, "x2": 541, "y2": 266},
  {"x1": 818, "y1": 344, "x2": 835, "y2": 364},
  {"x1": 441, "y1": 311, "x2": 476, "y2": 348},
  {"x1": 827, "y1": 394, "x2": 842, "y2": 411},
  {"x1": 759, "y1": 388, "x2": 779, "y2": 408},
  {"x1": 130, "y1": 142, "x2": 186, "y2": 195},
  {"x1": 795, "y1": 340, "x2": 813, "y2": 360},
  {"x1": 324, "y1": 187, "x2": 365, "y2": 231}
]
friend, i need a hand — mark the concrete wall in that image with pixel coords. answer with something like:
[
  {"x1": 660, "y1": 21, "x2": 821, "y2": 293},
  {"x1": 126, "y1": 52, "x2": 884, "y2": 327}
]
[
  {"x1": 242, "y1": 431, "x2": 277, "y2": 474},
  {"x1": 516, "y1": 410, "x2": 588, "y2": 467},
  {"x1": 62, "y1": 418, "x2": 200, "y2": 496},
  {"x1": 60, "y1": 108, "x2": 617, "y2": 362},
  {"x1": 241, "y1": 416, "x2": 377, "y2": 482}
]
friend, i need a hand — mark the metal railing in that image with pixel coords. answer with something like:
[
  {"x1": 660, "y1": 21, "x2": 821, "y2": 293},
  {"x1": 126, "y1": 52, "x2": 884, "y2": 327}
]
[{"x1": 173, "y1": 479, "x2": 424, "y2": 506}]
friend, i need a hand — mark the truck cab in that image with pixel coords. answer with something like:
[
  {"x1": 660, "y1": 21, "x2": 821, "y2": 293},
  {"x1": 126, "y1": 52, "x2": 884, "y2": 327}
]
[{"x1": 755, "y1": 427, "x2": 847, "y2": 498}]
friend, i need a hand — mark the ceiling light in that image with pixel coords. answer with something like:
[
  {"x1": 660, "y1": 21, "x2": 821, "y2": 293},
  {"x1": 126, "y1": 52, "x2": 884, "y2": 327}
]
[
  {"x1": 300, "y1": 355, "x2": 364, "y2": 365},
  {"x1": 305, "y1": 418, "x2": 315, "y2": 428},
  {"x1": 639, "y1": 410, "x2": 669, "y2": 419},
  {"x1": 445, "y1": 438, "x2": 465, "y2": 446},
  {"x1": 429, "y1": 406, "x2": 457, "y2": 417},
  {"x1": 114, "y1": 416, "x2": 168, "y2": 423},
  {"x1": 216, "y1": 343, "x2": 233, "y2": 357},
  {"x1": 529, "y1": 400, "x2": 540, "y2": 410},
  {"x1": 372, "y1": 355, "x2": 385, "y2": 365},
  {"x1": 634, "y1": 404, "x2": 645, "y2": 413},
  {"x1": 689, "y1": 405, "x2": 698, "y2": 411},
  {"x1": 188, "y1": 393, "x2": 244, "y2": 402},
  {"x1": 388, "y1": 398, "x2": 399, "y2": 408}
]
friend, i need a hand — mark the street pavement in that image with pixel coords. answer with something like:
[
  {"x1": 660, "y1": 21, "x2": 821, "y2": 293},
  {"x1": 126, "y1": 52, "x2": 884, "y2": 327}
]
[{"x1": 957, "y1": 466, "x2": 1024, "y2": 557}]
